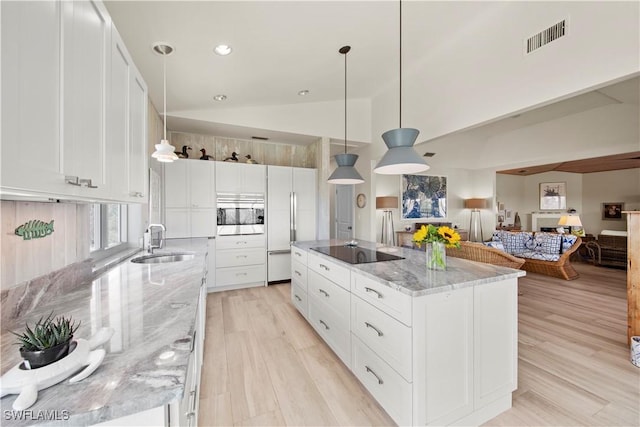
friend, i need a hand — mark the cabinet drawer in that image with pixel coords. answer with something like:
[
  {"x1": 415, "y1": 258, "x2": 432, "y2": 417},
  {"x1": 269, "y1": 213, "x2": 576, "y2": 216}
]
[
  {"x1": 351, "y1": 335, "x2": 412, "y2": 427},
  {"x1": 216, "y1": 248, "x2": 265, "y2": 268},
  {"x1": 308, "y1": 270, "x2": 350, "y2": 317},
  {"x1": 308, "y1": 297, "x2": 351, "y2": 369},
  {"x1": 308, "y1": 251, "x2": 350, "y2": 290},
  {"x1": 215, "y1": 265, "x2": 265, "y2": 286},
  {"x1": 291, "y1": 246, "x2": 307, "y2": 265},
  {"x1": 291, "y1": 282, "x2": 308, "y2": 318},
  {"x1": 291, "y1": 259, "x2": 308, "y2": 288},
  {"x1": 216, "y1": 234, "x2": 265, "y2": 249},
  {"x1": 351, "y1": 272, "x2": 412, "y2": 326},
  {"x1": 351, "y1": 295, "x2": 412, "y2": 381}
]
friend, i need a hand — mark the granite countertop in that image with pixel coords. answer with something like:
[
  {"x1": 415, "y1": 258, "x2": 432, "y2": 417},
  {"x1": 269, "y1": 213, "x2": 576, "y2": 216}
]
[
  {"x1": 0, "y1": 238, "x2": 209, "y2": 426},
  {"x1": 294, "y1": 239, "x2": 526, "y2": 297}
]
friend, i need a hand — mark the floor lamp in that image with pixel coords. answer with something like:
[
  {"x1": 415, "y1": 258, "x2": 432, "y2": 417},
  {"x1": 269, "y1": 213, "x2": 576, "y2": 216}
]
[
  {"x1": 377, "y1": 196, "x2": 398, "y2": 246},
  {"x1": 465, "y1": 198, "x2": 486, "y2": 242}
]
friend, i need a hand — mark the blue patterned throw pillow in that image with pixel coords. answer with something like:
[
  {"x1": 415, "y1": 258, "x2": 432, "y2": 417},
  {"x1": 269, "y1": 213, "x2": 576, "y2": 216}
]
[
  {"x1": 484, "y1": 241, "x2": 505, "y2": 251},
  {"x1": 560, "y1": 234, "x2": 578, "y2": 253}
]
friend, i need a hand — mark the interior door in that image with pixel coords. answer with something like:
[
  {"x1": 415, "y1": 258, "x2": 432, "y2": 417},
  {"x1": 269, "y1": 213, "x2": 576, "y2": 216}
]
[{"x1": 336, "y1": 185, "x2": 354, "y2": 240}]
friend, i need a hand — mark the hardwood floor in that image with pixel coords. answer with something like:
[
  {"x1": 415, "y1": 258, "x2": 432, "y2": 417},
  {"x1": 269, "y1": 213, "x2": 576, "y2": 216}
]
[{"x1": 199, "y1": 264, "x2": 639, "y2": 426}]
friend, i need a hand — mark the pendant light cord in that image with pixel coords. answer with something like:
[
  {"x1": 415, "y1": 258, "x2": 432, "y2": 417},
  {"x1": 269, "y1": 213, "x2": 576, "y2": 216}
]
[
  {"x1": 399, "y1": 0, "x2": 402, "y2": 129},
  {"x1": 163, "y1": 53, "x2": 167, "y2": 141},
  {"x1": 344, "y1": 49, "x2": 347, "y2": 154}
]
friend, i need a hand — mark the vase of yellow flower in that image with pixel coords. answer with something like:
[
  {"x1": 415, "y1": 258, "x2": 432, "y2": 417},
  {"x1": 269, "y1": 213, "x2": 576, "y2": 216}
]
[{"x1": 412, "y1": 224, "x2": 461, "y2": 270}]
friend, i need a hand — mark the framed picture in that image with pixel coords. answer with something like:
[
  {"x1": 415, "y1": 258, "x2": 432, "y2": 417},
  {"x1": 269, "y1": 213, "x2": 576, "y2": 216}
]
[
  {"x1": 602, "y1": 202, "x2": 624, "y2": 220},
  {"x1": 539, "y1": 182, "x2": 566, "y2": 210},
  {"x1": 401, "y1": 175, "x2": 447, "y2": 220}
]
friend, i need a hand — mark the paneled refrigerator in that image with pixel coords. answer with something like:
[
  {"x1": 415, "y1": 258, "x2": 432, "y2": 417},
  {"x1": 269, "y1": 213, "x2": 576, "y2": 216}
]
[{"x1": 267, "y1": 166, "x2": 317, "y2": 282}]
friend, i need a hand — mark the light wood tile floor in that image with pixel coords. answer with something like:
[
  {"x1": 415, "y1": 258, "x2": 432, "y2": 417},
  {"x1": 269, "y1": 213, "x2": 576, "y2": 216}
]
[{"x1": 199, "y1": 264, "x2": 639, "y2": 426}]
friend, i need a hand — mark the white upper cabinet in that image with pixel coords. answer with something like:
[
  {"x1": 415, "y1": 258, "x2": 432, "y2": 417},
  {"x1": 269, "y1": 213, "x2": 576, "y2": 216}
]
[
  {"x1": 128, "y1": 70, "x2": 148, "y2": 200},
  {"x1": 1, "y1": 1, "x2": 68, "y2": 196},
  {"x1": 0, "y1": 0, "x2": 147, "y2": 203},
  {"x1": 108, "y1": 26, "x2": 149, "y2": 202},
  {"x1": 62, "y1": 0, "x2": 110, "y2": 196},
  {"x1": 188, "y1": 160, "x2": 216, "y2": 208},
  {"x1": 164, "y1": 159, "x2": 216, "y2": 238},
  {"x1": 215, "y1": 162, "x2": 266, "y2": 194},
  {"x1": 106, "y1": 26, "x2": 130, "y2": 200}
]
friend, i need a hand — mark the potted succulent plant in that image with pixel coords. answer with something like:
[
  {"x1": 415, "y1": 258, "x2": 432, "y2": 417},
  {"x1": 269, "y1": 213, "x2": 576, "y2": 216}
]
[{"x1": 10, "y1": 313, "x2": 80, "y2": 369}]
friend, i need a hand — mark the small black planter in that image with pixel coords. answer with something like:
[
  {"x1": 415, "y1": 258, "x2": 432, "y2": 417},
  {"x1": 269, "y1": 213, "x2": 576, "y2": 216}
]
[{"x1": 19, "y1": 338, "x2": 72, "y2": 369}]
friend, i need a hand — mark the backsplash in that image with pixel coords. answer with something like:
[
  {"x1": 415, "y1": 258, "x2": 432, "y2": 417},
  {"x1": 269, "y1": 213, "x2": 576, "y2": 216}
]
[{"x1": 1, "y1": 201, "x2": 90, "y2": 291}]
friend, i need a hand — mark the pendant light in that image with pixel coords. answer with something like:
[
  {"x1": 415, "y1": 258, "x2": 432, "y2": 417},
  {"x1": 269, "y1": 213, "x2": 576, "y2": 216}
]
[
  {"x1": 151, "y1": 43, "x2": 179, "y2": 163},
  {"x1": 374, "y1": 1, "x2": 429, "y2": 175},
  {"x1": 327, "y1": 45, "x2": 364, "y2": 185}
]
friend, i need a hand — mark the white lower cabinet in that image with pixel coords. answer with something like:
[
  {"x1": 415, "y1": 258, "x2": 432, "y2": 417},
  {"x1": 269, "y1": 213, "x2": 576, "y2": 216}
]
[
  {"x1": 351, "y1": 335, "x2": 412, "y2": 427},
  {"x1": 291, "y1": 282, "x2": 308, "y2": 318},
  {"x1": 291, "y1": 246, "x2": 518, "y2": 427},
  {"x1": 213, "y1": 235, "x2": 266, "y2": 290}
]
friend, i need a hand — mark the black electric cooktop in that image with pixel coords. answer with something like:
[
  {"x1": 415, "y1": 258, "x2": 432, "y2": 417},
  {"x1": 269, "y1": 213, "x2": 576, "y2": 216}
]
[{"x1": 311, "y1": 246, "x2": 404, "y2": 264}]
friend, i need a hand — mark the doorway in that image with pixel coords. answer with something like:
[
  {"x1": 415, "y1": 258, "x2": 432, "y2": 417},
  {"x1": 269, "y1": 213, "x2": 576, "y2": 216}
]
[{"x1": 335, "y1": 185, "x2": 354, "y2": 240}]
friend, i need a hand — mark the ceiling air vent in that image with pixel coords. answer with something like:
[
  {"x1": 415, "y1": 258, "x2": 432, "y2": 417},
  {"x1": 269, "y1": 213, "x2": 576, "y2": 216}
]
[
  {"x1": 526, "y1": 19, "x2": 567, "y2": 54},
  {"x1": 251, "y1": 136, "x2": 269, "y2": 141}
]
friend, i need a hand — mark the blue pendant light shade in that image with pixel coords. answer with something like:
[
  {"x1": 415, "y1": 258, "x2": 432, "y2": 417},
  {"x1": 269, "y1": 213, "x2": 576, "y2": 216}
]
[
  {"x1": 328, "y1": 153, "x2": 363, "y2": 184},
  {"x1": 375, "y1": 128, "x2": 429, "y2": 174},
  {"x1": 328, "y1": 46, "x2": 364, "y2": 185},
  {"x1": 374, "y1": 0, "x2": 429, "y2": 175}
]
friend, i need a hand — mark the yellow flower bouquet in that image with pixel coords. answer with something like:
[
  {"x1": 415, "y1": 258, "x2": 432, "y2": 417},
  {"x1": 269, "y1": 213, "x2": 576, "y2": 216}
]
[{"x1": 413, "y1": 225, "x2": 461, "y2": 270}]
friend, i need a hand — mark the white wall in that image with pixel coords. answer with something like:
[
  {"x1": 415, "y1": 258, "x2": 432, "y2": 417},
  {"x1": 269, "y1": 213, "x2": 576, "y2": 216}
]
[
  {"x1": 582, "y1": 169, "x2": 640, "y2": 234},
  {"x1": 368, "y1": 167, "x2": 495, "y2": 243},
  {"x1": 400, "y1": 1, "x2": 640, "y2": 143},
  {"x1": 171, "y1": 98, "x2": 372, "y2": 145},
  {"x1": 496, "y1": 169, "x2": 640, "y2": 234}
]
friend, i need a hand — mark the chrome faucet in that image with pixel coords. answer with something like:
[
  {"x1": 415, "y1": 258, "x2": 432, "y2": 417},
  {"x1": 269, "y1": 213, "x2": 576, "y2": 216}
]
[{"x1": 147, "y1": 224, "x2": 166, "y2": 254}]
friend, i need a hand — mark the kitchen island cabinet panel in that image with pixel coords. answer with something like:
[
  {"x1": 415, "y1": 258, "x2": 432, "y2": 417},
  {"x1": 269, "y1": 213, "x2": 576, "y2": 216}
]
[
  {"x1": 292, "y1": 241, "x2": 523, "y2": 426},
  {"x1": 351, "y1": 294, "x2": 412, "y2": 382},
  {"x1": 351, "y1": 335, "x2": 412, "y2": 427},
  {"x1": 474, "y1": 279, "x2": 518, "y2": 409},
  {"x1": 414, "y1": 287, "x2": 474, "y2": 426}
]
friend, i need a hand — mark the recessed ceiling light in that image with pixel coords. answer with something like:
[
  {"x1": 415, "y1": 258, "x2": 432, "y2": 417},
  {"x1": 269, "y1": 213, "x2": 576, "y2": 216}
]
[
  {"x1": 298, "y1": 90, "x2": 310, "y2": 96},
  {"x1": 213, "y1": 94, "x2": 227, "y2": 101},
  {"x1": 214, "y1": 44, "x2": 232, "y2": 56}
]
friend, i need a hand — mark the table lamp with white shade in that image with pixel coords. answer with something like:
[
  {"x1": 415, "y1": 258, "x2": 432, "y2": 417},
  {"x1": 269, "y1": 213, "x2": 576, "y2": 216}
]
[{"x1": 558, "y1": 215, "x2": 583, "y2": 234}]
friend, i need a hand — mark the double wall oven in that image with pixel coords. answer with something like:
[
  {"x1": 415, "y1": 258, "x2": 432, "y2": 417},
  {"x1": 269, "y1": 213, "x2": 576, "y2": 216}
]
[{"x1": 216, "y1": 193, "x2": 265, "y2": 236}]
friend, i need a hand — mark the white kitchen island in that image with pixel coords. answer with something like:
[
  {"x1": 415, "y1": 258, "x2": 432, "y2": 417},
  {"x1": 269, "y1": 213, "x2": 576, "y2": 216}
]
[{"x1": 291, "y1": 240, "x2": 526, "y2": 427}]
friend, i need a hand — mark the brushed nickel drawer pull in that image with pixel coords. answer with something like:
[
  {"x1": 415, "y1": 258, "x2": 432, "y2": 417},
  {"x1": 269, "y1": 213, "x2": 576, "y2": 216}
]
[
  {"x1": 364, "y1": 287, "x2": 383, "y2": 298},
  {"x1": 295, "y1": 252, "x2": 302, "y2": 257},
  {"x1": 365, "y1": 322, "x2": 383, "y2": 337},
  {"x1": 294, "y1": 294, "x2": 302, "y2": 302},
  {"x1": 319, "y1": 319, "x2": 330, "y2": 330},
  {"x1": 295, "y1": 270, "x2": 302, "y2": 276},
  {"x1": 237, "y1": 255, "x2": 247, "y2": 258},
  {"x1": 365, "y1": 366, "x2": 384, "y2": 385},
  {"x1": 319, "y1": 289, "x2": 329, "y2": 297},
  {"x1": 319, "y1": 264, "x2": 330, "y2": 271}
]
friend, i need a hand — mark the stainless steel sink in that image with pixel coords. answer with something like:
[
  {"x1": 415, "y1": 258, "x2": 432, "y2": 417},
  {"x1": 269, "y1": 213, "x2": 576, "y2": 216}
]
[{"x1": 131, "y1": 252, "x2": 195, "y2": 264}]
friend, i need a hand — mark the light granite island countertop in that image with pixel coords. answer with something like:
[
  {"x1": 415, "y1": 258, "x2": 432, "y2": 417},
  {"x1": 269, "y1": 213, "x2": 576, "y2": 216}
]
[
  {"x1": 291, "y1": 239, "x2": 526, "y2": 427},
  {"x1": 1, "y1": 238, "x2": 209, "y2": 427},
  {"x1": 293, "y1": 239, "x2": 526, "y2": 296}
]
